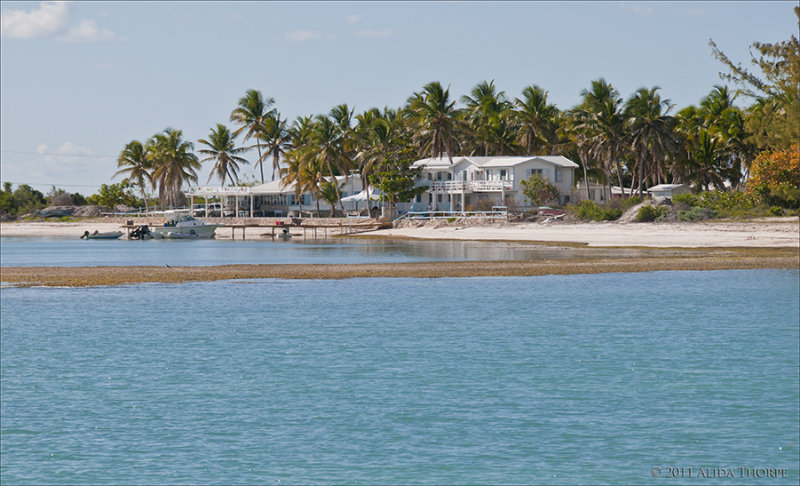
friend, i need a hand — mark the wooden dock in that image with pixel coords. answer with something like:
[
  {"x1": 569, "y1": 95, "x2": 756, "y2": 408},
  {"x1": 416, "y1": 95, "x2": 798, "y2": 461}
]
[
  {"x1": 225, "y1": 220, "x2": 391, "y2": 240},
  {"x1": 119, "y1": 219, "x2": 391, "y2": 240}
]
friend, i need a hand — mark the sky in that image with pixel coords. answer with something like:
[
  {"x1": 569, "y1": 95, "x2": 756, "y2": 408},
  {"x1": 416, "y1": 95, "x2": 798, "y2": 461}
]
[{"x1": 1, "y1": 0, "x2": 796, "y2": 195}]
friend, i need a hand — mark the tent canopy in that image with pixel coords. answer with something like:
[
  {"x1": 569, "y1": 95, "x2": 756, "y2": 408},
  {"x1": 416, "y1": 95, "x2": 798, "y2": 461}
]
[{"x1": 341, "y1": 186, "x2": 382, "y2": 202}]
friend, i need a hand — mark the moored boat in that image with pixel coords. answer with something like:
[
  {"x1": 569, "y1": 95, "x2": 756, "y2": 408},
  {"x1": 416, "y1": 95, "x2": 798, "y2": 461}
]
[
  {"x1": 81, "y1": 230, "x2": 123, "y2": 240},
  {"x1": 149, "y1": 210, "x2": 219, "y2": 239}
]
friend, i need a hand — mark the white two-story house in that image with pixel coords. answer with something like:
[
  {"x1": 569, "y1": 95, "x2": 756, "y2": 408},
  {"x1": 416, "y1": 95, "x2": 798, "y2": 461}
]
[{"x1": 410, "y1": 155, "x2": 578, "y2": 211}]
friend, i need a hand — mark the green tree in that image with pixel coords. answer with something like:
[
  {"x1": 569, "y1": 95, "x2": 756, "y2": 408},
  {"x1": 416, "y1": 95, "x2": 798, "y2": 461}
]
[
  {"x1": 114, "y1": 140, "x2": 153, "y2": 213},
  {"x1": 255, "y1": 110, "x2": 291, "y2": 181},
  {"x1": 513, "y1": 85, "x2": 559, "y2": 154},
  {"x1": 147, "y1": 128, "x2": 200, "y2": 208},
  {"x1": 710, "y1": 7, "x2": 800, "y2": 151},
  {"x1": 520, "y1": 174, "x2": 560, "y2": 207},
  {"x1": 404, "y1": 81, "x2": 465, "y2": 162},
  {"x1": 230, "y1": 89, "x2": 275, "y2": 182},
  {"x1": 317, "y1": 179, "x2": 341, "y2": 217},
  {"x1": 461, "y1": 80, "x2": 515, "y2": 156},
  {"x1": 1, "y1": 183, "x2": 46, "y2": 216},
  {"x1": 572, "y1": 78, "x2": 628, "y2": 199},
  {"x1": 624, "y1": 87, "x2": 677, "y2": 196},
  {"x1": 198, "y1": 123, "x2": 249, "y2": 186},
  {"x1": 368, "y1": 149, "x2": 427, "y2": 218},
  {"x1": 86, "y1": 181, "x2": 140, "y2": 208}
]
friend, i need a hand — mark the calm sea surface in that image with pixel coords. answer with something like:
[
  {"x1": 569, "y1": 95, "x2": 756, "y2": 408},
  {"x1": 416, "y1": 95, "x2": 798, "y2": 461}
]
[
  {"x1": 1, "y1": 269, "x2": 798, "y2": 484},
  {"x1": 1, "y1": 236, "x2": 667, "y2": 267}
]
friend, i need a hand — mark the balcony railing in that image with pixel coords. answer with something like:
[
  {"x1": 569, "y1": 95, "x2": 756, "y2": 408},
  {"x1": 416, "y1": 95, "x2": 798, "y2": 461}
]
[{"x1": 429, "y1": 180, "x2": 513, "y2": 192}]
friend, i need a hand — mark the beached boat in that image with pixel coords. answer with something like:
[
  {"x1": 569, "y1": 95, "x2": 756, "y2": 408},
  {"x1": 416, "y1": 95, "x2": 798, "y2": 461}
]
[
  {"x1": 149, "y1": 210, "x2": 219, "y2": 239},
  {"x1": 81, "y1": 230, "x2": 123, "y2": 240}
]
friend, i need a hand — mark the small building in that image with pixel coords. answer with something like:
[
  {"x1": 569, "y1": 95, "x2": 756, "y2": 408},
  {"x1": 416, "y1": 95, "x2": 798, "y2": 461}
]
[
  {"x1": 184, "y1": 176, "x2": 364, "y2": 217},
  {"x1": 410, "y1": 155, "x2": 578, "y2": 211},
  {"x1": 647, "y1": 184, "x2": 690, "y2": 199}
]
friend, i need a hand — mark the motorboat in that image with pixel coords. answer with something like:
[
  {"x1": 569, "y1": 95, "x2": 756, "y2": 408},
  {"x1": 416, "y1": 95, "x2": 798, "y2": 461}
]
[
  {"x1": 81, "y1": 230, "x2": 123, "y2": 240},
  {"x1": 149, "y1": 210, "x2": 219, "y2": 239}
]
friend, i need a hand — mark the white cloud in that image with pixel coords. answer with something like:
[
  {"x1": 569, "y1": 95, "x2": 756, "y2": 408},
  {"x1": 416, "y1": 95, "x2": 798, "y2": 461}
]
[
  {"x1": 346, "y1": 14, "x2": 361, "y2": 24},
  {"x1": 1, "y1": 1, "x2": 69, "y2": 39},
  {"x1": 35, "y1": 143, "x2": 48, "y2": 154},
  {"x1": 57, "y1": 141, "x2": 93, "y2": 155},
  {"x1": 620, "y1": 2, "x2": 654, "y2": 15},
  {"x1": 284, "y1": 30, "x2": 322, "y2": 42},
  {"x1": 354, "y1": 29, "x2": 394, "y2": 39},
  {"x1": 57, "y1": 18, "x2": 115, "y2": 43}
]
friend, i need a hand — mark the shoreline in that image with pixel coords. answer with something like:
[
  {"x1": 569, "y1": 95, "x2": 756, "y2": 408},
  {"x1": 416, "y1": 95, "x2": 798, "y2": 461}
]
[
  {"x1": 2, "y1": 248, "x2": 797, "y2": 287},
  {"x1": 2, "y1": 218, "x2": 798, "y2": 248}
]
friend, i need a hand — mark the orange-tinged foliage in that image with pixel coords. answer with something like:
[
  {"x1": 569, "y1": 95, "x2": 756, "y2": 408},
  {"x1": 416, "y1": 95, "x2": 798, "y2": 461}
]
[{"x1": 748, "y1": 143, "x2": 800, "y2": 191}]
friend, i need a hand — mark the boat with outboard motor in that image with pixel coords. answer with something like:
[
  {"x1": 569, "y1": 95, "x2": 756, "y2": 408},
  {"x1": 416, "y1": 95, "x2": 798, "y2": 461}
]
[
  {"x1": 149, "y1": 210, "x2": 220, "y2": 239},
  {"x1": 81, "y1": 230, "x2": 123, "y2": 240}
]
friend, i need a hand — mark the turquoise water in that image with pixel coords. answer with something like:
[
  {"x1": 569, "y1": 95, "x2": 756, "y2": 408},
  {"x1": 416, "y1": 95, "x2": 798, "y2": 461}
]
[
  {"x1": 1, "y1": 270, "x2": 798, "y2": 484},
  {"x1": 0, "y1": 236, "x2": 655, "y2": 267}
]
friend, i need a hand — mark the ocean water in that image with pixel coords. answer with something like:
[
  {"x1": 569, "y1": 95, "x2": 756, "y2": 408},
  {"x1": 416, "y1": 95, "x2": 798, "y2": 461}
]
[
  {"x1": 0, "y1": 236, "x2": 661, "y2": 267},
  {"x1": 1, "y1": 269, "x2": 798, "y2": 484}
]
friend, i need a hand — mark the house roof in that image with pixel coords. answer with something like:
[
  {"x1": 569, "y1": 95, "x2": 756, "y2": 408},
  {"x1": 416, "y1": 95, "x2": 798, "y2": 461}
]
[
  {"x1": 412, "y1": 155, "x2": 579, "y2": 169},
  {"x1": 648, "y1": 184, "x2": 688, "y2": 191}
]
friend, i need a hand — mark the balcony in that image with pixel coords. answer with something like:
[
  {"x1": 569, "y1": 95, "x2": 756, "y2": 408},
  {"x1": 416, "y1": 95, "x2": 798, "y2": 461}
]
[{"x1": 429, "y1": 180, "x2": 513, "y2": 192}]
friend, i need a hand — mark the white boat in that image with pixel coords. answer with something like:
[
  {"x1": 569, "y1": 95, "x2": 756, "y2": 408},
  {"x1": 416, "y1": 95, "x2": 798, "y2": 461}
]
[
  {"x1": 149, "y1": 210, "x2": 219, "y2": 239},
  {"x1": 81, "y1": 230, "x2": 123, "y2": 240}
]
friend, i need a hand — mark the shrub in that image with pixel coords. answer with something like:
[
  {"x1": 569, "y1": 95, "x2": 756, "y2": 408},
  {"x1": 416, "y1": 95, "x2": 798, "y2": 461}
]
[
  {"x1": 447, "y1": 217, "x2": 457, "y2": 223},
  {"x1": 677, "y1": 207, "x2": 717, "y2": 222},
  {"x1": 769, "y1": 206, "x2": 784, "y2": 216},
  {"x1": 673, "y1": 193, "x2": 701, "y2": 208},
  {"x1": 573, "y1": 200, "x2": 622, "y2": 221},
  {"x1": 520, "y1": 174, "x2": 559, "y2": 207},
  {"x1": 636, "y1": 205, "x2": 670, "y2": 222}
]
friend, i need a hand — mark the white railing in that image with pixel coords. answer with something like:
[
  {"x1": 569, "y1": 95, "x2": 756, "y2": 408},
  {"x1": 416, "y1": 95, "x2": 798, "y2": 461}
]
[
  {"x1": 186, "y1": 186, "x2": 252, "y2": 195},
  {"x1": 429, "y1": 180, "x2": 513, "y2": 192},
  {"x1": 404, "y1": 206, "x2": 509, "y2": 221}
]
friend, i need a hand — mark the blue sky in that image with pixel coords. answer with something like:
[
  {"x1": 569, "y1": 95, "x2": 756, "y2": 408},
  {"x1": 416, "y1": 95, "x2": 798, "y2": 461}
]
[{"x1": 1, "y1": 1, "x2": 796, "y2": 195}]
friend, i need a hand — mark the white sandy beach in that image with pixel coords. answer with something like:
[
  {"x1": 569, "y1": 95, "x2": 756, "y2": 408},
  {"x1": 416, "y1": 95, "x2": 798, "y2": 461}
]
[
  {"x1": 372, "y1": 219, "x2": 800, "y2": 248},
  {"x1": 1, "y1": 218, "x2": 798, "y2": 248}
]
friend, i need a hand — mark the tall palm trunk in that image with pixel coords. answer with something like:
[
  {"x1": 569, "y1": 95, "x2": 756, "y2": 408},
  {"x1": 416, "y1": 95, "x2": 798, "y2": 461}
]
[
  {"x1": 615, "y1": 160, "x2": 626, "y2": 197},
  {"x1": 256, "y1": 144, "x2": 264, "y2": 183}
]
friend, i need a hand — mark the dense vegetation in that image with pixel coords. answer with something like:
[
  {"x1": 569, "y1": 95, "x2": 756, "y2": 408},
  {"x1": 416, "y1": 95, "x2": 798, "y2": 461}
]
[{"x1": 2, "y1": 9, "x2": 797, "y2": 219}]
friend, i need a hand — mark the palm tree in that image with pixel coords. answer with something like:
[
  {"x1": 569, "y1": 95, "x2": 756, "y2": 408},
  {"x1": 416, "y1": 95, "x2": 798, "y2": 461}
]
[
  {"x1": 514, "y1": 85, "x2": 559, "y2": 154},
  {"x1": 573, "y1": 78, "x2": 627, "y2": 198},
  {"x1": 682, "y1": 130, "x2": 728, "y2": 191},
  {"x1": 354, "y1": 107, "x2": 408, "y2": 195},
  {"x1": 147, "y1": 128, "x2": 201, "y2": 208},
  {"x1": 255, "y1": 111, "x2": 291, "y2": 181},
  {"x1": 197, "y1": 123, "x2": 249, "y2": 186},
  {"x1": 114, "y1": 140, "x2": 153, "y2": 212},
  {"x1": 461, "y1": 80, "x2": 514, "y2": 155},
  {"x1": 317, "y1": 179, "x2": 341, "y2": 217},
  {"x1": 230, "y1": 89, "x2": 275, "y2": 182},
  {"x1": 624, "y1": 87, "x2": 677, "y2": 196},
  {"x1": 404, "y1": 81, "x2": 465, "y2": 162}
]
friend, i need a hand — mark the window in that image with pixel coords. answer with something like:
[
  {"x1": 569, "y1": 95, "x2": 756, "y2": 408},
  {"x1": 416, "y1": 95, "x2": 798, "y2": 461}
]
[
  {"x1": 437, "y1": 194, "x2": 442, "y2": 203},
  {"x1": 416, "y1": 194, "x2": 422, "y2": 203},
  {"x1": 437, "y1": 172, "x2": 443, "y2": 181},
  {"x1": 563, "y1": 195, "x2": 570, "y2": 203},
  {"x1": 500, "y1": 169, "x2": 507, "y2": 180},
  {"x1": 528, "y1": 168, "x2": 543, "y2": 178},
  {"x1": 555, "y1": 168, "x2": 562, "y2": 182}
]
